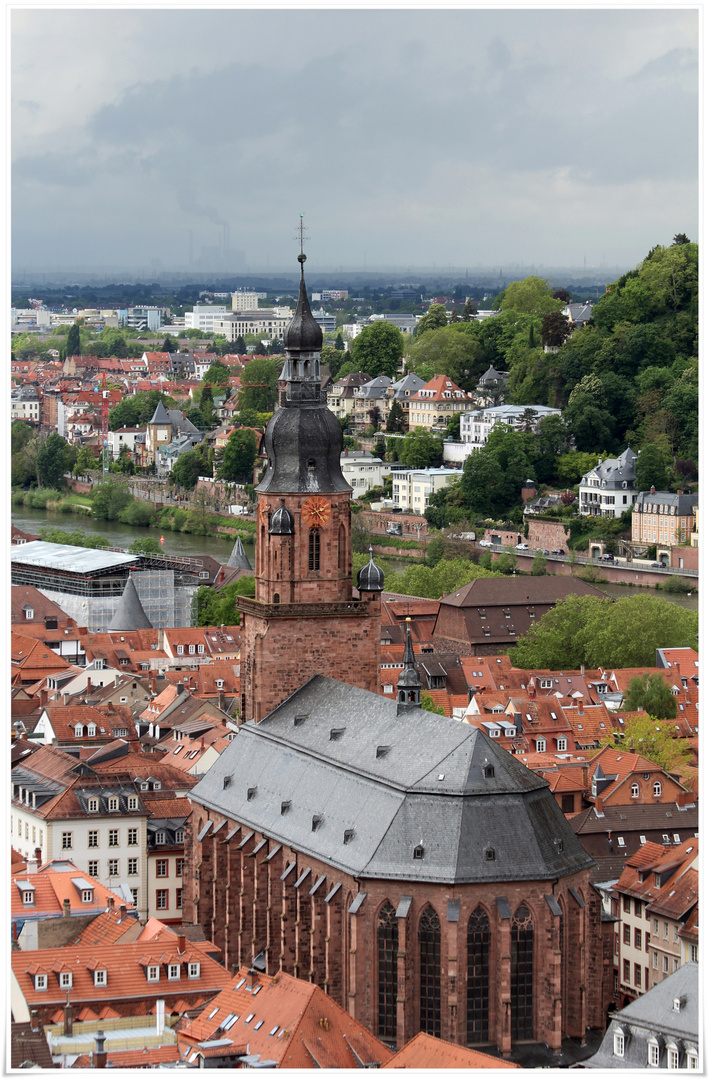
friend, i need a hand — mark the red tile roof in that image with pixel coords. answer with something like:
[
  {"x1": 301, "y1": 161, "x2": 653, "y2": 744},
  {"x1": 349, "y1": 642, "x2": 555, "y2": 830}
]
[
  {"x1": 384, "y1": 1031, "x2": 520, "y2": 1068},
  {"x1": 178, "y1": 966, "x2": 392, "y2": 1068}
]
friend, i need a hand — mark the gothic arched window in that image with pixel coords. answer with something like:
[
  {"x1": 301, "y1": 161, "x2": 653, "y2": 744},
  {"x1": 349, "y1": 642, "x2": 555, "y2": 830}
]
[
  {"x1": 338, "y1": 524, "x2": 346, "y2": 573},
  {"x1": 559, "y1": 910, "x2": 566, "y2": 1034},
  {"x1": 511, "y1": 903, "x2": 534, "y2": 1040},
  {"x1": 419, "y1": 905, "x2": 441, "y2": 1037},
  {"x1": 377, "y1": 902, "x2": 398, "y2": 1040},
  {"x1": 308, "y1": 529, "x2": 320, "y2": 571},
  {"x1": 467, "y1": 906, "x2": 490, "y2": 1043}
]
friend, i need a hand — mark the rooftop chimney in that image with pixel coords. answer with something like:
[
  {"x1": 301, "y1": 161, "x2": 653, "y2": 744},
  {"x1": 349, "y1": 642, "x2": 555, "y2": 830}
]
[
  {"x1": 177, "y1": 935, "x2": 186, "y2": 954},
  {"x1": 118, "y1": 903, "x2": 126, "y2": 921},
  {"x1": 107, "y1": 896, "x2": 114, "y2": 908},
  {"x1": 38, "y1": 688, "x2": 48, "y2": 708},
  {"x1": 64, "y1": 991, "x2": 73, "y2": 1036},
  {"x1": 62, "y1": 898, "x2": 71, "y2": 918},
  {"x1": 94, "y1": 1030, "x2": 107, "y2": 1069},
  {"x1": 30, "y1": 1011, "x2": 40, "y2": 1033}
]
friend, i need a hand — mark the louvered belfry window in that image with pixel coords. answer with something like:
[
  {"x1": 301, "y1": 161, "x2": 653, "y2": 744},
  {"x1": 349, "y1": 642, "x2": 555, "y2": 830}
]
[
  {"x1": 419, "y1": 905, "x2": 441, "y2": 1037},
  {"x1": 377, "y1": 902, "x2": 398, "y2": 1039},
  {"x1": 308, "y1": 529, "x2": 320, "y2": 571}
]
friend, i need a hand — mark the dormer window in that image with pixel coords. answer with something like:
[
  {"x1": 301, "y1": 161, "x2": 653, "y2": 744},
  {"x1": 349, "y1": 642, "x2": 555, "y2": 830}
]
[
  {"x1": 155, "y1": 831, "x2": 166, "y2": 845},
  {"x1": 34, "y1": 973, "x2": 47, "y2": 991},
  {"x1": 94, "y1": 969, "x2": 107, "y2": 986},
  {"x1": 74, "y1": 724, "x2": 84, "y2": 738},
  {"x1": 82, "y1": 889, "x2": 94, "y2": 903},
  {"x1": 216, "y1": 679, "x2": 224, "y2": 690},
  {"x1": 60, "y1": 972, "x2": 72, "y2": 989},
  {"x1": 483, "y1": 765, "x2": 495, "y2": 778},
  {"x1": 189, "y1": 644, "x2": 195, "y2": 655},
  {"x1": 87, "y1": 724, "x2": 96, "y2": 737},
  {"x1": 177, "y1": 645, "x2": 184, "y2": 655},
  {"x1": 175, "y1": 829, "x2": 184, "y2": 843},
  {"x1": 22, "y1": 889, "x2": 35, "y2": 906},
  {"x1": 88, "y1": 797, "x2": 99, "y2": 813},
  {"x1": 147, "y1": 965, "x2": 159, "y2": 982},
  {"x1": 188, "y1": 962, "x2": 200, "y2": 978},
  {"x1": 24, "y1": 607, "x2": 34, "y2": 620},
  {"x1": 197, "y1": 644, "x2": 204, "y2": 654},
  {"x1": 413, "y1": 845, "x2": 424, "y2": 860},
  {"x1": 128, "y1": 796, "x2": 138, "y2": 810},
  {"x1": 153, "y1": 781, "x2": 161, "y2": 791},
  {"x1": 108, "y1": 796, "x2": 119, "y2": 812},
  {"x1": 168, "y1": 963, "x2": 180, "y2": 980},
  {"x1": 484, "y1": 846, "x2": 495, "y2": 861}
]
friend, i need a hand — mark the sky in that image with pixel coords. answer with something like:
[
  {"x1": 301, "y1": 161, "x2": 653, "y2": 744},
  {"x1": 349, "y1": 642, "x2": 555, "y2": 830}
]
[{"x1": 11, "y1": 7, "x2": 699, "y2": 276}]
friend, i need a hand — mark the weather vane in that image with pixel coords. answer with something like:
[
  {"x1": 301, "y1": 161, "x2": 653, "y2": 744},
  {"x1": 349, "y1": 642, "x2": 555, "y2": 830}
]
[{"x1": 294, "y1": 213, "x2": 309, "y2": 264}]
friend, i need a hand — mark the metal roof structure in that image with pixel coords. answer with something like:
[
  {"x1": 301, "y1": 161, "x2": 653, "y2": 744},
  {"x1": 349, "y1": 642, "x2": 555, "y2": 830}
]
[
  {"x1": 11, "y1": 542, "x2": 139, "y2": 575},
  {"x1": 191, "y1": 675, "x2": 594, "y2": 885}
]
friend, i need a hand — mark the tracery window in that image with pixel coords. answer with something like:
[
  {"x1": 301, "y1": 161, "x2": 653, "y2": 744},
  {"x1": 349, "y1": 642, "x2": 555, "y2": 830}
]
[
  {"x1": 467, "y1": 906, "x2": 490, "y2": 1043},
  {"x1": 377, "y1": 902, "x2": 398, "y2": 1040},
  {"x1": 511, "y1": 903, "x2": 534, "y2": 1040},
  {"x1": 419, "y1": 905, "x2": 441, "y2": 1037}
]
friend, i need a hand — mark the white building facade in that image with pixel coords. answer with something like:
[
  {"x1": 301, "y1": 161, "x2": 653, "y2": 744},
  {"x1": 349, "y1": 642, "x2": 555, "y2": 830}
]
[
  {"x1": 391, "y1": 466, "x2": 462, "y2": 513},
  {"x1": 460, "y1": 404, "x2": 562, "y2": 447}
]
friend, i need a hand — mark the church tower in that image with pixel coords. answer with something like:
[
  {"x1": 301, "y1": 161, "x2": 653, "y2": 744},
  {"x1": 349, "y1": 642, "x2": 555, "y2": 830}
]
[{"x1": 237, "y1": 237, "x2": 383, "y2": 721}]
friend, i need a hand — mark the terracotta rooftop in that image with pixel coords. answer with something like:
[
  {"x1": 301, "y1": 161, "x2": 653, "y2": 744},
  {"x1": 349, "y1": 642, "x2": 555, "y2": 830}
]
[
  {"x1": 383, "y1": 1031, "x2": 520, "y2": 1068},
  {"x1": 178, "y1": 966, "x2": 393, "y2": 1068}
]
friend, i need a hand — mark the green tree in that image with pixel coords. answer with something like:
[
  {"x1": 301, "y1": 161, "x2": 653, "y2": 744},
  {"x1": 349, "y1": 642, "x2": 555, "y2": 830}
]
[
  {"x1": 334, "y1": 332, "x2": 345, "y2": 350},
  {"x1": 92, "y1": 477, "x2": 133, "y2": 520},
  {"x1": 416, "y1": 304, "x2": 448, "y2": 336},
  {"x1": 635, "y1": 441, "x2": 672, "y2": 492},
  {"x1": 200, "y1": 384, "x2": 217, "y2": 428},
  {"x1": 399, "y1": 430, "x2": 443, "y2": 469},
  {"x1": 541, "y1": 310, "x2": 573, "y2": 347},
  {"x1": 234, "y1": 335, "x2": 247, "y2": 354},
  {"x1": 203, "y1": 361, "x2": 231, "y2": 386},
  {"x1": 237, "y1": 358, "x2": 280, "y2": 412},
  {"x1": 36, "y1": 433, "x2": 72, "y2": 488},
  {"x1": 461, "y1": 425, "x2": 535, "y2": 518},
  {"x1": 624, "y1": 674, "x2": 677, "y2": 719},
  {"x1": 66, "y1": 323, "x2": 81, "y2": 356},
  {"x1": 219, "y1": 428, "x2": 257, "y2": 484},
  {"x1": 530, "y1": 550, "x2": 547, "y2": 576},
  {"x1": 194, "y1": 575, "x2": 256, "y2": 626},
  {"x1": 171, "y1": 449, "x2": 204, "y2": 489},
  {"x1": 12, "y1": 420, "x2": 33, "y2": 455},
  {"x1": 421, "y1": 691, "x2": 446, "y2": 715},
  {"x1": 129, "y1": 537, "x2": 163, "y2": 555},
  {"x1": 497, "y1": 277, "x2": 564, "y2": 317},
  {"x1": 350, "y1": 322, "x2": 403, "y2": 379},
  {"x1": 603, "y1": 714, "x2": 689, "y2": 772},
  {"x1": 73, "y1": 447, "x2": 98, "y2": 476},
  {"x1": 385, "y1": 400, "x2": 406, "y2": 433},
  {"x1": 405, "y1": 324, "x2": 484, "y2": 386},
  {"x1": 556, "y1": 450, "x2": 600, "y2": 486},
  {"x1": 510, "y1": 593, "x2": 697, "y2": 670},
  {"x1": 162, "y1": 335, "x2": 178, "y2": 353}
]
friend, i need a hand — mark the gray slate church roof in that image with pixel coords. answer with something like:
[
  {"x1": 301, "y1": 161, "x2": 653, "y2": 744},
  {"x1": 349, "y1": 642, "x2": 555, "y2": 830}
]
[{"x1": 190, "y1": 676, "x2": 594, "y2": 884}]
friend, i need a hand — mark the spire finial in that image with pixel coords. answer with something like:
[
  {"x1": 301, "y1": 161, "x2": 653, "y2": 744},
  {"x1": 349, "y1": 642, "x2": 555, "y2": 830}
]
[{"x1": 295, "y1": 213, "x2": 309, "y2": 271}]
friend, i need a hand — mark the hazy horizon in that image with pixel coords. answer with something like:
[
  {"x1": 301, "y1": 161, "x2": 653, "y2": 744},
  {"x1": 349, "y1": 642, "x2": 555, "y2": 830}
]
[{"x1": 13, "y1": 9, "x2": 698, "y2": 276}]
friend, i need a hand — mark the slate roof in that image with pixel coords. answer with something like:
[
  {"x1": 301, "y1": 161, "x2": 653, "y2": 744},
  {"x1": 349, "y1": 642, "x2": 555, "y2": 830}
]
[
  {"x1": 108, "y1": 576, "x2": 153, "y2": 631},
  {"x1": 190, "y1": 676, "x2": 594, "y2": 884},
  {"x1": 582, "y1": 962, "x2": 698, "y2": 1070},
  {"x1": 226, "y1": 535, "x2": 252, "y2": 570},
  {"x1": 148, "y1": 399, "x2": 171, "y2": 425}
]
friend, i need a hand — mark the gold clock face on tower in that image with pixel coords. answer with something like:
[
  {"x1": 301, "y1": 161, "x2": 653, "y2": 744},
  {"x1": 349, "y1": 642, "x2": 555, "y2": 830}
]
[{"x1": 301, "y1": 495, "x2": 331, "y2": 529}]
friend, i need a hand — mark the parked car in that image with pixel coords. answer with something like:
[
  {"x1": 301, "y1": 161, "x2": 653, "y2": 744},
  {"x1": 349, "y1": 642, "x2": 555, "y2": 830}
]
[
  {"x1": 535, "y1": 548, "x2": 550, "y2": 555},
  {"x1": 651, "y1": 560, "x2": 665, "y2": 568},
  {"x1": 551, "y1": 548, "x2": 565, "y2": 555},
  {"x1": 479, "y1": 540, "x2": 493, "y2": 547},
  {"x1": 515, "y1": 543, "x2": 529, "y2": 550},
  {"x1": 598, "y1": 553, "x2": 616, "y2": 562}
]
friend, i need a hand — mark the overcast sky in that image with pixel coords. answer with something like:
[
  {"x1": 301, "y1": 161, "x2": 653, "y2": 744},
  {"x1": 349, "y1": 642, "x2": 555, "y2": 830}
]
[{"x1": 11, "y1": 8, "x2": 698, "y2": 276}]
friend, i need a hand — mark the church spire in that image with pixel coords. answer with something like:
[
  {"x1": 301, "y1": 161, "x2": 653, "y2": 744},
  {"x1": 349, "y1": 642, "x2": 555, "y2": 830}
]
[{"x1": 397, "y1": 618, "x2": 421, "y2": 714}]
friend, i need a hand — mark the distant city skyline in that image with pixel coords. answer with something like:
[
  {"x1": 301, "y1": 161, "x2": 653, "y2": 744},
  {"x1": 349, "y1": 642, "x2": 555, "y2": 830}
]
[{"x1": 12, "y1": 9, "x2": 698, "y2": 275}]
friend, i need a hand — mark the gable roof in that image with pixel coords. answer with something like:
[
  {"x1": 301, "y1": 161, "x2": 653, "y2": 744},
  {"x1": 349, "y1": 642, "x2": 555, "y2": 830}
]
[
  {"x1": 383, "y1": 1031, "x2": 520, "y2": 1069},
  {"x1": 178, "y1": 966, "x2": 392, "y2": 1068}
]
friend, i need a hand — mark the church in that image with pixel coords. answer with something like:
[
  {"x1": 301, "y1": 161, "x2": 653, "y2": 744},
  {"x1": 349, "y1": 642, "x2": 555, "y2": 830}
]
[{"x1": 183, "y1": 246, "x2": 608, "y2": 1056}]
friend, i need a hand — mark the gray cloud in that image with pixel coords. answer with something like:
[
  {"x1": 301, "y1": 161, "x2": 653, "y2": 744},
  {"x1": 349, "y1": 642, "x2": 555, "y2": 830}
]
[{"x1": 12, "y1": 9, "x2": 698, "y2": 272}]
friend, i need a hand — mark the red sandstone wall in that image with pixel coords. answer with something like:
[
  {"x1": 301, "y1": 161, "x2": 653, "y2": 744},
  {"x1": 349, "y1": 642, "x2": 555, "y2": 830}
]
[
  {"x1": 527, "y1": 520, "x2": 571, "y2": 554},
  {"x1": 239, "y1": 602, "x2": 381, "y2": 722},
  {"x1": 185, "y1": 805, "x2": 604, "y2": 1054}
]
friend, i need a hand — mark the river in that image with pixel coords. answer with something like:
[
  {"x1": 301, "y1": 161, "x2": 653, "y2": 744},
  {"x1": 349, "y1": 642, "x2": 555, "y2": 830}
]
[
  {"x1": 12, "y1": 504, "x2": 254, "y2": 565},
  {"x1": 10, "y1": 505, "x2": 698, "y2": 612}
]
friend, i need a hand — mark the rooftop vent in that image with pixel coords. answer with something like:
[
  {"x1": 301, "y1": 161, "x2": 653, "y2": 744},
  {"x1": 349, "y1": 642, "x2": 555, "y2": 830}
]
[
  {"x1": 413, "y1": 845, "x2": 424, "y2": 860},
  {"x1": 247, "y1": 787, "x2": 257, "y2": 801},
  {"x1": 376, "y1": 745, "x2": 391, "y2": 759},
  {"x1": 330, "y1": 728, "x2": 345, "y2": 741},
  {"x1": 293, "y1": 714, "x2": 308, "y2": 727},
  {"x1": 343, "y1": 829, "x2": 355, "y2": 844},
  {"x1": 280, "y1": 801, "x2": 291, "y2": 815}
]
